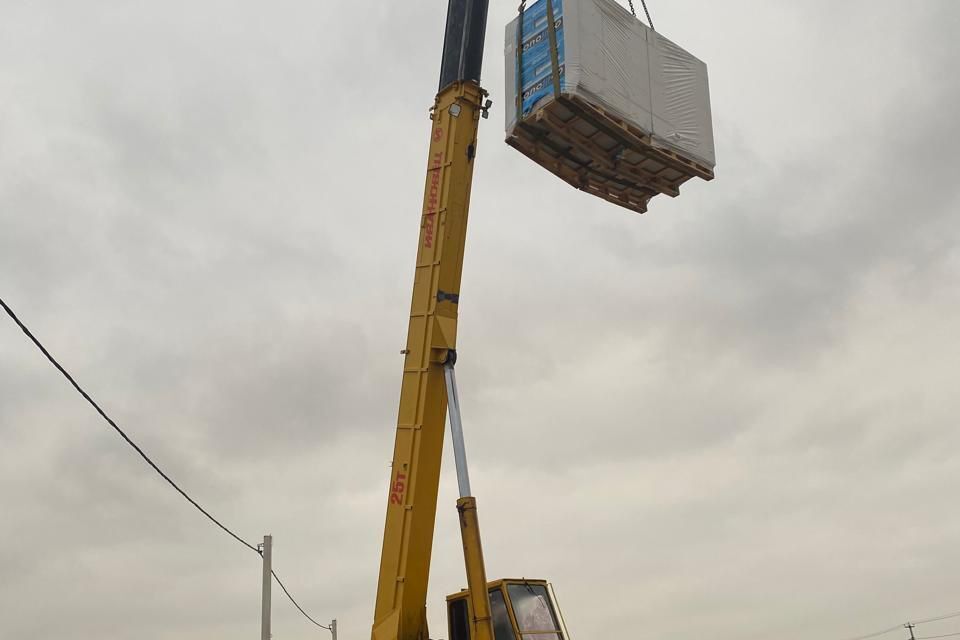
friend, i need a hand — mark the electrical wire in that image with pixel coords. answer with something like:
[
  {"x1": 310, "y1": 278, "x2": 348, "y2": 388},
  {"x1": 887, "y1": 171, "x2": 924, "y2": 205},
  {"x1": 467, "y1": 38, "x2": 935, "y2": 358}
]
[
  {"x1": 273, "y1": 569, "x2": 331, "y2": 630},
  {"x1": 843, "y1": 610, "x2": 960, "y2": 640},
  {"x1": 842, "y1": 624, "x2": 905, "y2": 640},
  {"x1": 1, "y1": 295, "x2": 330, "y2": 632},
  {"x1": 0, "y1": 296, "x2": 261, "y2": 555},
  {"x1": 917, "y1": 613, "x2": 960, "y2": 625}
]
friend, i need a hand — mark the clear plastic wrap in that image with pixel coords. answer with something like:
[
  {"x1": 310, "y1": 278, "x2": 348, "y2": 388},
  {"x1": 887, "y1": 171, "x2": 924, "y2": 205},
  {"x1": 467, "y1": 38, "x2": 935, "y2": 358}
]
[{"x1": 505, "y1": 0, "x2": 715, "y2": 169}]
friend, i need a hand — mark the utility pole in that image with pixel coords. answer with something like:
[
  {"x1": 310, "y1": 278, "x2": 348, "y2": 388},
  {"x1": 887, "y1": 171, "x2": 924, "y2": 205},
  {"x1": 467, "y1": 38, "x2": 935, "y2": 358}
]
[
  {"x1": 260, "y1": 534, "x2": 273, "y2": 640},
  {"x1": 331, "y1": 618, "x2": 338, "y2": 640},
  {"x1": 905, "y1": 623, "x2": 916, "y2": 640}
]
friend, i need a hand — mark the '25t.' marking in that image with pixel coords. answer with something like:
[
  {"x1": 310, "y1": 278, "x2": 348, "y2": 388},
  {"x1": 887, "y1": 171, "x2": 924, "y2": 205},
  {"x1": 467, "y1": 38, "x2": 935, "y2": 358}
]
[{"x1": 389, "y1": 472, "x2": 407, "y2": 505}]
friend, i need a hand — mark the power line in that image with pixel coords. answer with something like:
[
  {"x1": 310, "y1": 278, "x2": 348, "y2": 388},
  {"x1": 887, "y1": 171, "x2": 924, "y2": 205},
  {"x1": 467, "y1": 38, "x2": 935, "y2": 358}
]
[
  {"x1": 272, "y1": 569, "x2": 331, "y2": 630},
  {"x1": 843, "y1": 624, "x2": 904, "y2": 640},
  {"x1": 1, "y1": 295, "x2": 329, "y2": 632},
  {"x1": 843, "y1": 611, "x2": 960, "y2": 640},
  {"x1": 0, "y1": 297, "x2": 261, "y2": 554},
  {"x1": 917, "y1": 613, "x2": 960, "y2": 625}
]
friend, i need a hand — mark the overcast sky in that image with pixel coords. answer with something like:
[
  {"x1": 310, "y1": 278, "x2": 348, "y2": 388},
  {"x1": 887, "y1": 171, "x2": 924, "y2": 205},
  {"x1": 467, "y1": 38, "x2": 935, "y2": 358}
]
[{"x1": 2, "y1": 1, "x2": 959, "y2": 639}]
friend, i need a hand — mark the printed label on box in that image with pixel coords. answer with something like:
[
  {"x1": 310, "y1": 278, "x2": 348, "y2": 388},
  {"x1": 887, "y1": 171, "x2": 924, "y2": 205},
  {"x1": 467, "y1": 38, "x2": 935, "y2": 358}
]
[{"x1": 518, "y1": 0, "x2": 565, "y2": 117}]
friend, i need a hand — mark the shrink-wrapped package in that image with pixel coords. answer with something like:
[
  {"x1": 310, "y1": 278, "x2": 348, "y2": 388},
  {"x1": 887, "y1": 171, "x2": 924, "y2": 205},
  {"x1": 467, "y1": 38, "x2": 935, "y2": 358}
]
[{"x1": 504, "y1": 0, "x2": 715, "y2": 212}]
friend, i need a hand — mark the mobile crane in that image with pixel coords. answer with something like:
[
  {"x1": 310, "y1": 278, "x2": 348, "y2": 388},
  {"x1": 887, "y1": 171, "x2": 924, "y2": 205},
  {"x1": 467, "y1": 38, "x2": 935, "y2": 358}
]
[{"x1": 371, "y1": 4, "x2": 572, "y2": 640}]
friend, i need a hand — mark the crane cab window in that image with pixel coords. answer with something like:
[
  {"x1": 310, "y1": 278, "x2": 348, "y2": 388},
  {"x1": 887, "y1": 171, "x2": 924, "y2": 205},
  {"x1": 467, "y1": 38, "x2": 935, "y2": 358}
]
[
  {"x1": 489, "y1": 588, "x2": 517, "y2": 640},
  {"x1": 447, "y1": 590, "x2": 516, "y2": 640},
  {"x1": 447, "y1": 589, "x2": 517, "y2": 640},
  {"x1": 505, "y1": 584, "x2": 563, "y2": 640},
  {"x1": 449, "y1": 598, "x2": 471, "y2": 640}
]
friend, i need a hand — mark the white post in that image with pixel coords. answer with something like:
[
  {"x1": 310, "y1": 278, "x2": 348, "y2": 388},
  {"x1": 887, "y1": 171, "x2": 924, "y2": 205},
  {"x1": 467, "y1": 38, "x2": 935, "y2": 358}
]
[
  {"x1": 331, "y1": 619, "x2": 338, "y2": 640},
  {"x1": 261, "y1": 535, "x2": 273, "y2": 640}
]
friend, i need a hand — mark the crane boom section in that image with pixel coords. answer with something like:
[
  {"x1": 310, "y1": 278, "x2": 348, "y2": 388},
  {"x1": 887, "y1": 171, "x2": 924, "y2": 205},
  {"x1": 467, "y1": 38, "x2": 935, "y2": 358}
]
[{"x1": 372, "y1": 80, "x2": 486, "y2": 640}]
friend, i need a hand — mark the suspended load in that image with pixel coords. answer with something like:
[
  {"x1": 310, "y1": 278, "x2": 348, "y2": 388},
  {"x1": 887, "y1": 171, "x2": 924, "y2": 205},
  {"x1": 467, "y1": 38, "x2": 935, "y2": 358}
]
[{"x1": 505, "y1": 0, "x2": 716, "y2": 213}]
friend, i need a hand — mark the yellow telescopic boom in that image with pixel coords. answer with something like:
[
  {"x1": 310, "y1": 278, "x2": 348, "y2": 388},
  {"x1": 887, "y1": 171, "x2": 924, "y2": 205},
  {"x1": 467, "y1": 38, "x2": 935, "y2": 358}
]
[{"x1": 371, "y1": 4, "x2": 494, "y2": 640}]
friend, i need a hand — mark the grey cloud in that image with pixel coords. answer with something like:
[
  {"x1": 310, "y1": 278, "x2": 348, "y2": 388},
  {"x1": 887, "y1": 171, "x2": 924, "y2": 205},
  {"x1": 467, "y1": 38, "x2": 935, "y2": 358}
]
[{"x1": 3, "y1": 2, "x2": 960, "y2": 640}]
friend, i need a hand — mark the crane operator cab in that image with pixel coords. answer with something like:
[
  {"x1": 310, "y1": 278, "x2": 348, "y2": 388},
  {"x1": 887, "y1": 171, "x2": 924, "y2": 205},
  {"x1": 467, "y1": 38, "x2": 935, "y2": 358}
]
[{"x1": 447, "y1": 579, "x2": 571, "y2": 640}]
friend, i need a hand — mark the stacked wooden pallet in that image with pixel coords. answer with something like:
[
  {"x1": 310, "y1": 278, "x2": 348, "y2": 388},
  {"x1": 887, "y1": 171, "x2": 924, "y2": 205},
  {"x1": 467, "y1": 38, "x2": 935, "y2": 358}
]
[
  {"x1": 507, "y1": 94, "x2": 714, "y2": 214},
  {"x1": 504, "y1": 0, "x2": 716, "y2": 214}
]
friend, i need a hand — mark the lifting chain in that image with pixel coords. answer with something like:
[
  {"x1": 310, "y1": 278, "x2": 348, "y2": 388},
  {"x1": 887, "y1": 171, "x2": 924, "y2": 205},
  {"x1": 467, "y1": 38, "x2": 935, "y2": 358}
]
[
  {"x1": 516, "y1": 0, "x2": 527, "y2": 121},
  {"x1": 626, "y1": 0, "x2": 655, "y2": 31}
]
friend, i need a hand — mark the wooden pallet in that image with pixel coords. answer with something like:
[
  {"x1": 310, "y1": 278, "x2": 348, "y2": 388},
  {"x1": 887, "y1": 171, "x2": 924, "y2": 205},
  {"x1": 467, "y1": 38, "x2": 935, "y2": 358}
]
[{"x1": 506, "y1": 94, "x2": 714, "y2": 214}]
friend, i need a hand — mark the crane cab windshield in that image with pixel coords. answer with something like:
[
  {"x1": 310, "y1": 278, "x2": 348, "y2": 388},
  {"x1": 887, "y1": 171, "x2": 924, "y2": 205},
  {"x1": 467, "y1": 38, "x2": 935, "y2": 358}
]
[{"x1": 447, "y1": 579, "x2": 569, "y2": 640}]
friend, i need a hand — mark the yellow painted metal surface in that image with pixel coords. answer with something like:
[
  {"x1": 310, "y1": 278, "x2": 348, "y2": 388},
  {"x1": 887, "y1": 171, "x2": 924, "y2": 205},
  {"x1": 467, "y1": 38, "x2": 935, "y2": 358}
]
[
  {"x1": 371, "y1": 80, "x2": 487, "y2": 640},
  {"x1": 446, "y1": 579, "x2": 566, "y2": 640},
  {"x1": 457, "y1": 497, "x2": 495, "y2": 640}
]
